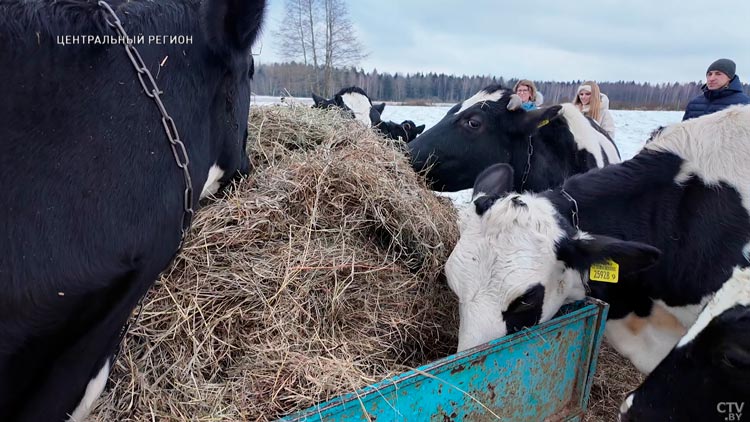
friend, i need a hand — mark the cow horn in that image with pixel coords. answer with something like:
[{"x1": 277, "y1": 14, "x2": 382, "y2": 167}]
[{"x1": 507, "y1": 94, "x2": 523, "y2": 111}]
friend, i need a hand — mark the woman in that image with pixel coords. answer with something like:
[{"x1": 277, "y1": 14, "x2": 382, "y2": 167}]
[
  {"x1": 573, "y1": 81, "x2": 615, "y2": 139},
  {"x1": 514, "y1": 79, "x2": 544, "y2": 111}
]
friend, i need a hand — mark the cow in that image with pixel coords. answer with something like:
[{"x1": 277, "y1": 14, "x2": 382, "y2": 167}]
[
  {"x1": 376, "y1": 119, "x2": 426, "y2": 142},
  {"x1": 312, "y1": 86, "x2": 385, "y2": 127},
  {"x1": 619, "y1": 267, "x2": 750, "y2": 422},
  {"x1": 407, "y1": 84, "x2": 621, "y2": 192},
  {"x1": 445, "y1": 105, "x2": 750, "y2": 374},
  {"x1": 0, "y1": 0, "x2": 266, "y2": 420},
  {"x1": 311, "y1": 88, "x2": 425, "y2": 142}
]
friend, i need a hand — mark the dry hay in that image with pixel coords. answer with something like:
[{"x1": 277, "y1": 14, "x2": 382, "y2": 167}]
[
  {"x1": 584, "y1": 342, "x2": 646, "y2": 422},
  {"x1": 91, "y1": 104, "x2": 460, "y2": 421}
]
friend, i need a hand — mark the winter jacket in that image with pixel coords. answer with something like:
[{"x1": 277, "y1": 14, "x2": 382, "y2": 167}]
[
  {"x1": 682, "y1": 75, "x2": 750, "y2": 121},
  {"x1": 582, "y1": 93, "x2": 615, "y2": 139},
  {"x1": 521, "y1": 91, "x2": 545, "y2": 111}
]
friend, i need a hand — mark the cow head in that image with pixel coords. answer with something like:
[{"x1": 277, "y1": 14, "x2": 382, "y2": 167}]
[
  {"x1": 400, "y1": 120, "x2": 425, "y2": 142},
  {"x1": 312, "y1": 93, "x2": 338, "y2": 109},
  {"x1": 619, "y1": 267, "x2": 750, "y2": 422},
  {"x1": 195, "y1": 0, "x2": 266, "y2": 199},
  {"x1": 446, "y1": 164, "x2": 661, "y2": 352},
  {"x1": 376, "y1": 119, "x2": 426, "y2": 142},
  {"x1": 407, "y1": 84, "x2": 562, "y2": 192},
  {"x1": 311, "y1": 86, "x2": 382, "y2": 127}
]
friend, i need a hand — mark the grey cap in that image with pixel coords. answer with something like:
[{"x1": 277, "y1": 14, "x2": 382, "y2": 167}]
[{"x1": 707, "y1": 58, "x2": 736, "y2": 79}]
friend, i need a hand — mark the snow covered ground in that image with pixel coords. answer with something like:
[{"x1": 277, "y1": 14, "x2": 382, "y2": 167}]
[{"x1": 252, "y1": 94, "x2": 684, "y2": 209}]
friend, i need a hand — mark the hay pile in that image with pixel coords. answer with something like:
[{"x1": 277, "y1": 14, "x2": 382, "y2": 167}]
[
  {"x1": 584, "y1": 343, "x2": 645, "y2": 422},
  {"x1": 91, "y1": 105, "x2": 460, "y2": 421}
]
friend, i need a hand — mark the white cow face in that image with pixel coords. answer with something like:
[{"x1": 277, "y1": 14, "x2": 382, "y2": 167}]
[
  {"x1": 447, "y1": 163, "x2": 661, "y2": 352},
  {"x1": 446, "y1": 189, "x2": 586, "y2": 351}
]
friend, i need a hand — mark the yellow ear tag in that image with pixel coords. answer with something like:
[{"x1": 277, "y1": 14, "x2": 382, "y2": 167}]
[
  {"x1": 589, "y1": 259, "x2": 619, "y2": 283},
  {"x1": 537, "y1": 119, "x2": 550, "y2": 128}
]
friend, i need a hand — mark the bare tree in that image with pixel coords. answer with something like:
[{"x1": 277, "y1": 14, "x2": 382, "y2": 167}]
[
  {"x1": 274, "y1": 0, "x2": 366, "y2": 95},
  {"x1": 274, "y1": 0, "x2": 319, "y2": 91}
]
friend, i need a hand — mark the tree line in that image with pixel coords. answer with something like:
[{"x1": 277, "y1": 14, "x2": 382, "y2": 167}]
[{"x1": 252, "y1": 61, "x2": 750, "y2": 111}]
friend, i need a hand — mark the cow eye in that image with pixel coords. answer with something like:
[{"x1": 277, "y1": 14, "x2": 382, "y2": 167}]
[
  {"x1": 506, "y1": 286, "x2": 544, "y2": 314},
  {"x1": 466, "y1": 118, "x2": 481, "y2": 129},
  {"x1": 506, "y1": 296, "x2": 535, "y2": 314}
]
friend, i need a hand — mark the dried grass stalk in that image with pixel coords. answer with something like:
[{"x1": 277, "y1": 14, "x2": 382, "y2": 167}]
[{"x1": 584, "y1": 343, "x2": 646, "y2": 422}]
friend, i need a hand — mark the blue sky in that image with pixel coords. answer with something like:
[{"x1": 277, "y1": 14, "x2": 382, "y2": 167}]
[{"x1": 254, "y1": 0, "x2": 750, "y2": 84}]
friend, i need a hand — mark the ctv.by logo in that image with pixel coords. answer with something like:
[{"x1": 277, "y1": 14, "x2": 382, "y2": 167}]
[{"x1": 718, "y1": 402, "x2": 745, "y2": 421}]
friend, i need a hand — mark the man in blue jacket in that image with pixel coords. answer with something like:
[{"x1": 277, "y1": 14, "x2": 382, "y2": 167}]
[{"x1": 682, "y1": 58, "x2": 750, "y2": 120}]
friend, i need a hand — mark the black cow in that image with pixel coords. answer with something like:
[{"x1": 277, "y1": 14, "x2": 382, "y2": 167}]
[
  {"x1": 312, "y1": 86, "x2": 385, "y2": 127},
  {"x1": 0, "y1": 0, "x2": 266, "y2": 420},
  {"x1": 619, "y1": 268, "x2": 750, "y2": 421},
  {"x1": 408, "y1": 84, "x2": 620, "y2": 192},
  {"x1": 376, "y1": 119, "x2": 426, "y2": 142},
  {"x1": 445, "y1": 105, "x2": 750, "y2": 374}
]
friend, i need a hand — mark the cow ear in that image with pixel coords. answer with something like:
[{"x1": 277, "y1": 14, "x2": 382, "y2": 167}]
[
  {"x1": 518, "y1": 105, "x2": 563, "y2": 133},
  {"x1": 558, "y1": 234, "x2": 662, "y2": 276},
  {"x1": 374, "y1": 102, "x2": 386, "y2": 114},
  {"x1": 202, "y1": 0, "x2": 267, "y2": 55},
  {"x1": 507, "y1": 94, "x2": 523, "y2": 111},
  {"x1": 415, "y1": 124, "x2": 425, "y2": 134},
  {"x1": 312, "y1": 93, "x2": 326, "y2": 107},
  {"x1": 472, "y1": 163, "x2": 514, "y2": 215},
  {"x1": 369, "y1": 108, "x2": 383, "y2": 126}
]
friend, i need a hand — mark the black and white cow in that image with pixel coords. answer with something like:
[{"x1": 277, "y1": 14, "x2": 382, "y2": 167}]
[
  {"x1": 312, "y1": 86, "x2": 385, "y2": 127},
  {"x1": 376, "y1": 119, "x2": 426, "y2": 142},
  {"x1": 445, "y1": 105, "x2": 750, "y2": 374},
  {"x1": 311, "y1": 87, "x2": 425, "y2": 142},
  {"x1": 408, "y1": 84, "x2": 620, "y2": 192},
  {"x1": 0, "y1": 0, "x2": 266, "y2": 420},
  {"x1": 619, "y1": 267, "x2": 750, "y2": 421}
]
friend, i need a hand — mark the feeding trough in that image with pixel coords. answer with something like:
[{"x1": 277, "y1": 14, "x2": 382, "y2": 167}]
[{"x1": 281, "y1": 297, "x2": 609, "y2": 422}]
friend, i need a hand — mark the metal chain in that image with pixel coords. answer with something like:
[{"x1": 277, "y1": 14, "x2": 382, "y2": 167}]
[
  {"x1": 519, "y1": 134, "x2": 533, "y2": 191},
  {"x1": 99, "y1": 0, "x2": 194, "y2": 247},
  {"x1": 560, "y1": 189, "x2": 580, "y2": 231}
]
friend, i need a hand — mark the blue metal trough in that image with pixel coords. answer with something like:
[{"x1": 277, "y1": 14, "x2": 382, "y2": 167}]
[{"x1": 280, "y1": 297, "x2": 609, "y2": 422}]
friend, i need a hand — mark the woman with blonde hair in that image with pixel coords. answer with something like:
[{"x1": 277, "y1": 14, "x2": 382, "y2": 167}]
[
  {"x1": 573, "y1": 80, "x2": 615, "y2": 139},
  {"x1": 513, "y1": 79, "x2": 544, "y2": 110}
]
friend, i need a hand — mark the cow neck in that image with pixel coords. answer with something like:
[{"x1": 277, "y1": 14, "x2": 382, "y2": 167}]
[
  {"x1": 559, "y1": 189, "x2": 580, "y2": 231},
  {"x1": 515, "y1": 121, "x2": 575, "y2": 193},
  {"x1": 99, "y1": 0, "x2": 194, "y2": 248}
]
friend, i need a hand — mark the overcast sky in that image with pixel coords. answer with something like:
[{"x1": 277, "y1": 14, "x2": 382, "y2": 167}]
[{"x1": 254, "y1": 0, "x2": 750, "y2": 84}]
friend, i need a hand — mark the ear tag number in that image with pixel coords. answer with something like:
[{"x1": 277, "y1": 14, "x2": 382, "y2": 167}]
[{"x1": 589, "y1": 259, "x2": 619, "y2": 283}]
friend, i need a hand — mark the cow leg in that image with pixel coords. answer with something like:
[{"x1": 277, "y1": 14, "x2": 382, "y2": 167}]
[{"x1": 604, "y1": 304, "x2": 687, "y2": 374}]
